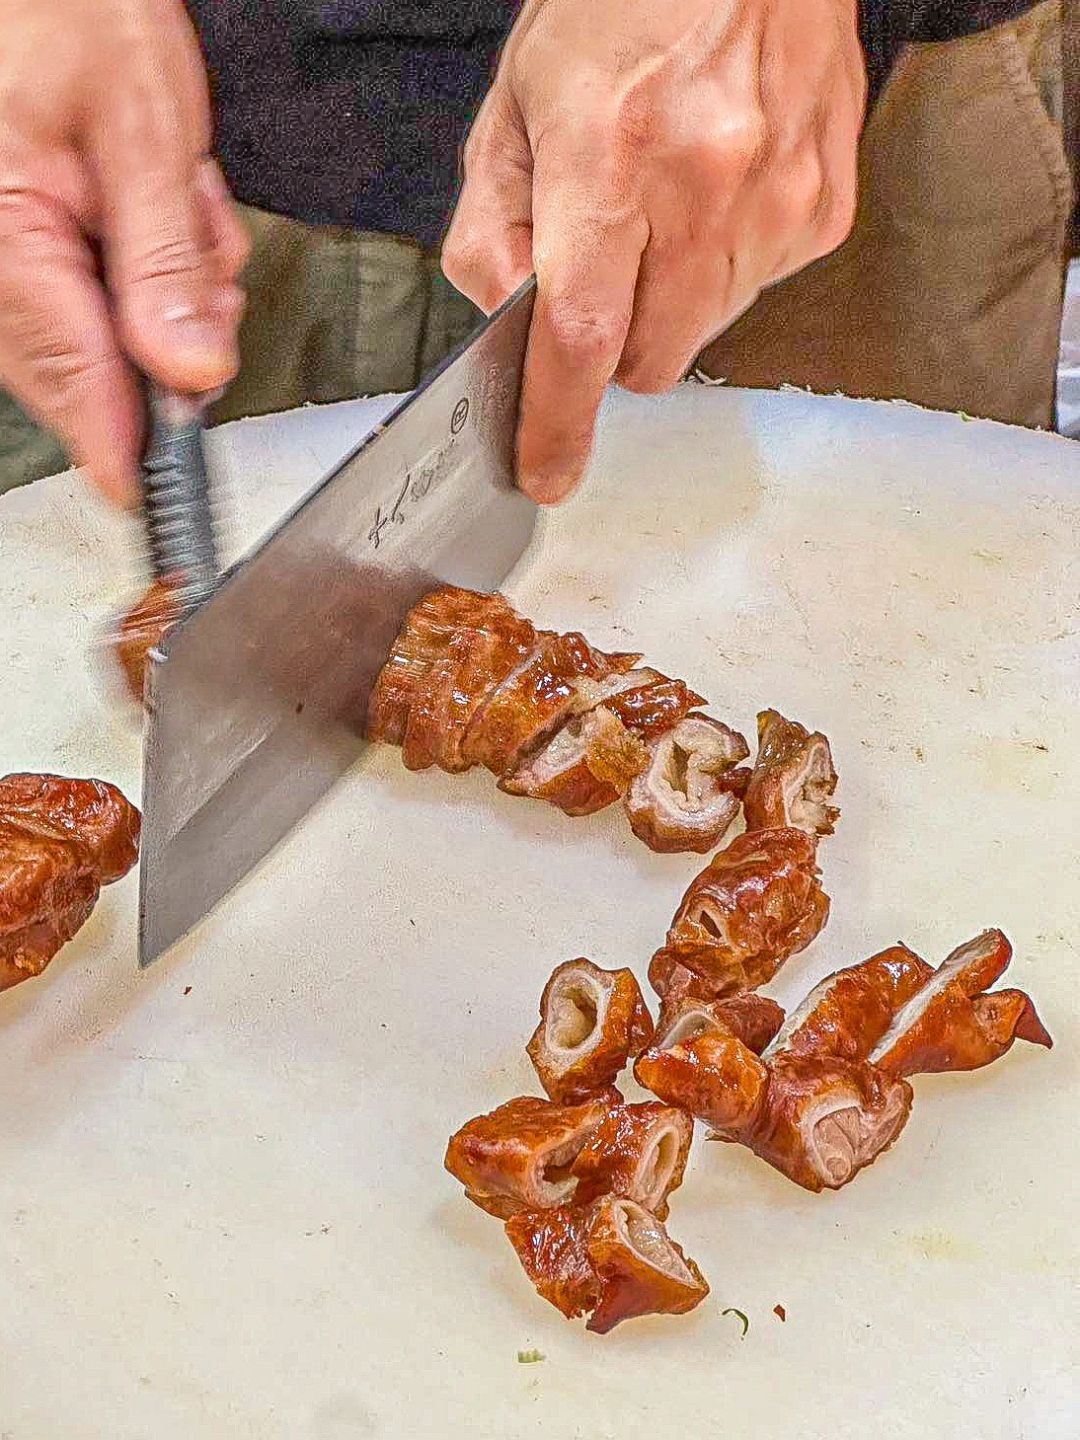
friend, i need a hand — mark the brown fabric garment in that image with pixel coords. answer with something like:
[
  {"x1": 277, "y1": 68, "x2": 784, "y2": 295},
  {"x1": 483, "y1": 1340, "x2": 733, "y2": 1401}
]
[{"x1": 699, "y1": 0, "x2": 1072, "y2": 429}]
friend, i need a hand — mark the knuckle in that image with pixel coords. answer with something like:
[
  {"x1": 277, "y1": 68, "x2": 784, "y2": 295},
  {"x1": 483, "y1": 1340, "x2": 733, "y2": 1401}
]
[
  {"x1": 819, "y1": 185, "x2": 858, "y2": 252},
  {"x1": 701, "y1": 115, "x2": 768, "y2": 184},
  {"x1": 125, "y1": 233, "x2": 204, "y2": 286},
  {"x1": 544, "y1": 297, "x2": 627, "y2": 361}
]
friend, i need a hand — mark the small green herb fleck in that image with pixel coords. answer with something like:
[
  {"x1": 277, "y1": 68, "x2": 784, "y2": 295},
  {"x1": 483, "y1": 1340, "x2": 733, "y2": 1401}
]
[
  {"x1": 517, "y1": 1349, "x2": 545, "y2": 1364},
  {"x1": 721, "y1": 1308, "x2": 749, "y2": 1338},
  {"x1": 958, "y1": 411, "x2": 974, "y2": 422}
]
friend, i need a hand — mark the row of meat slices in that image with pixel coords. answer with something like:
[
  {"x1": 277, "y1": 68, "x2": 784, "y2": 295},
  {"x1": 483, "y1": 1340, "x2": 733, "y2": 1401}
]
[
  {"x1": 446, "y1": 931, "x2": 1050, "y2": 1331},
  {"x1": 366, "y1": 585, "x2": 839, "y2": 854}
]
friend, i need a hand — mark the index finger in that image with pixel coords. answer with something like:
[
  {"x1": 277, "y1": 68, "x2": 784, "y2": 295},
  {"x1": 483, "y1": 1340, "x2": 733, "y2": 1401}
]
[{"x1": 519, "y1": 163, "x2": 648, "y2": 504}]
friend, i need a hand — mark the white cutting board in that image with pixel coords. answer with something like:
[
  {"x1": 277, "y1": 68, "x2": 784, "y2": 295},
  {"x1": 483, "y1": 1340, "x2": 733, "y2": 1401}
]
[{"x1": 0, "y1": 386, "x2": 1077, "y2": 1440}]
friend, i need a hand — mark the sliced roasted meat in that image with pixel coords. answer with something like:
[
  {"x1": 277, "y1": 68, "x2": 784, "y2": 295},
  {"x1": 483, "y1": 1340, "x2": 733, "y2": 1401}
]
[
  {"x1": 624, "y1": 715, "x2": 750, "y2": 854},
  {"x1": 0, "y1": 775, "x2": 141, "y2": 991},
  {"x1": 570, "y1": 1102, "x2": 693, "y2": 1219},
  {"x1": 367, "y1": 585, "x2": 518, "y2": 749},
  {"x1": 504, "y1": 1197, "x2": 709, "y2": 1333},
  {"x1": 655, "y1": 992, "x2": 786, "y2": 1055},
  {"x1": 717, "y1": 1053, "x2": 913, "y2": 1192},
  {"x1": 444, "y1": 1094, "x2": 614, "y2": 1218},
  {"x1": 634, "y1": 1033, "x2": 769, "y2": 1131},
  {"x1": 114, "y1": 577, "x2": 184, "y2": 702},
  {"x1": 869, "y1": 929, "x2": 1052, "y2": 1076},
  {"x1": 743, "y1": 709, "x2": 839, "y2": 837},
  {"x1": 763, "y1": 944, "x2": 933, "y2": 1064},
  {"x1": 527, "y1": 959, "x2": 654, "y2": 1103},
  {"x1": 649, "y1": 828, "x2": 829, "y2": 999},
  {"x1": 501, "y1": 705, "x2": 650, "y2": 816},
  {"x1": 585, "y1": 1196, "x2": 709, "y2": 1334}
]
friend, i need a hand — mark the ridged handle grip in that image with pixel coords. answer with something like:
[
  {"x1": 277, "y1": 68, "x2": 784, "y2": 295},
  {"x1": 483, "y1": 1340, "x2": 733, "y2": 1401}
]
[{"x1": 141, "y1": 385, "x2": 220, "y2": 610}]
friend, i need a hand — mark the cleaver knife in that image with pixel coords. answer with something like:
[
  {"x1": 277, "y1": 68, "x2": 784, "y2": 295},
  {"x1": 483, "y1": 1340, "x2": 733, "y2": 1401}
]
[{"x1": 138, "y1": 278, "x2": 538, "y2": 966}]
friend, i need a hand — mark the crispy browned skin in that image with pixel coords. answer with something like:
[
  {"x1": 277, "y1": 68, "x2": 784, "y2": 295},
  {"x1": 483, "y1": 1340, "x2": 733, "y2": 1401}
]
[
  {"x1": 115, "y1": 578, "x2": 184, "y2": 702},
  {"x1": 635, "y1": 1033, "x2": 770, "y2": 1131},
  {"x1": 0, "y1": 775, "x2": 141, "y2": 991},
  {"x1": 869, "y1": 929, "x2": 1052, "y2": 1076},
  {"x1": 504, "y1": 1197, "x2": 709, "y2": 1333},
  {"x1": 763, "y1": 944, "x2": 934, "y2": 1064},
  {"x1": 714, "y1": 1053, "x2": 913, "y2": 1193},
  {"x1": 649, "y1": 828, "x2": 829, "y2": 999},
  {"x1": 527, "y1": 959, "x2": 654, "y2": 1103},
  {"x1": 504, "y1": 1204, "x2": 601, "y2": 1319},
  {"x1": 624, "y1": 715, "x2": 749, "y2": 854},
  {"x1": 444, "y1": 1094, "x2": 614, "y2": 1218},
  {"x1": 655, "y1": 992, "x2": 786, "y2": 1055},
  {"x1": 585, "y1": 1196, "x2": 709, "y2": 1333},
  {"x1": 367, "y1": 586, "x2": 522, "y2": 752},
  {"x1": 502, "y1": 705, "x2": 650, "y2": 816},
  {"x1": 743, "y1": 709, "x2": 840, "y2": 837},
  {"x1": 570, "y1": 1102, "x2": 693, "y2": 1219}
]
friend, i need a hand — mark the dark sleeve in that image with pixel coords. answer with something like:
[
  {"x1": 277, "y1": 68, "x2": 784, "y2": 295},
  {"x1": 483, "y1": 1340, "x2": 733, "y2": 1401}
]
[{"x1": 860, "y1": 2, "x2": 1037, "y2": 104}]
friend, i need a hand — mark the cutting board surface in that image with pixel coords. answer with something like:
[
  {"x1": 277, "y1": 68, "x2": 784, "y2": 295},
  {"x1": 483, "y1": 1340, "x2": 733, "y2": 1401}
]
[{"x1": 0, "y1": 386, "x2": 1077, "y2": 1439}]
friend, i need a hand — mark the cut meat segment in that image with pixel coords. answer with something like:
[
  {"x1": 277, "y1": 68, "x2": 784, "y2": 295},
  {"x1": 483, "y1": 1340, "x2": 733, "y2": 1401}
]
[
  {"x1": 501, "y1": 705, "x2": 649, "y2": 816},
  {"x1": 504, "y1": 1205, "x2": 600, "y2": 1321},
  {"x1": 527, "y1": 959, "x2": 654, "y2": 1103},
  {"x1": 655, "y1": 992, "x2": 786, "y2": 1055},
  {"x1": 624, "y1": 715, "x2": 750, "y2": 854},
  {"x1": 869, "y1": 929, "x2": 1052, "y2": 1076},
  {"x1": 743, "y1": 709, "x2": 839, "y2": 837},
  {"x1": 720, "y1": 1053, "x2": 913, "y2": 1192},
  {"x1": 649, "y1": 828, "x2": 829, "y2": 998},
  {"x1": 570, "y1": 1102, "x2": 693, "y2": 1219},
  {"x1": 764, "y1": 944, "x2": 933, "y2": 1063},
  {"x1": 585, "y1": 1196, "x2": 709, "y2": 1334},
  {"x1": 635, "y1": 1032, "x2": 769, "y2": 1131}
]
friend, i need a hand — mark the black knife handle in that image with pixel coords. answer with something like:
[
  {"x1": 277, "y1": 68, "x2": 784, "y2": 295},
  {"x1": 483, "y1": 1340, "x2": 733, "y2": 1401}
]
[{"x1": 141, "y1": 384, "x2": 220, "y2": 609}]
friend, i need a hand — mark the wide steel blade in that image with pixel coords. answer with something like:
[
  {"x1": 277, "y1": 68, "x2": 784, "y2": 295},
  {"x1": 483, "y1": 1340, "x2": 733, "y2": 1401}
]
[{"x1": 138, "y1": 280, "x2": 538, "y2": 966}]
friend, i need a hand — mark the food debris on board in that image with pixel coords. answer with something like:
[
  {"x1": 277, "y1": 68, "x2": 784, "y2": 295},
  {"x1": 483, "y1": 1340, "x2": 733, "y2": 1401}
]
[
  {"x1": 722, "y1": 1308, "x2": 750, "y2": 1338},
  {"x1": 395, "y1": 588, "x2": 1053, "y2": 1333}
]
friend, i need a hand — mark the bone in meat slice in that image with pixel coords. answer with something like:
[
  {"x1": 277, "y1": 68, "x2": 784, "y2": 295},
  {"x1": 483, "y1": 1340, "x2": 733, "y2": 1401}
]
[
  {"x1": 444, "y1": 1094, "x2": 615, "y2": 1219},
  {"x1": 570, "y1": 1102, "x2": 693, "y2": 1220},
  {"x1": 763, "y1": 944, "x2": 934, "y2": 1064},
  {"x1": 723, "y1": 1053, "x2": 913, "y2": 1193},
  {"x1": 400, "y1": 605, "x2": 537, "y2": 772},
  {"x1": 504, "y1": 1197, "x2": 709, "y2": 1332},
  {"x1": 462, "y1": 630, "x2": 641, "y2": 776},
  {"x1": 584, "y1": 1196, "x2": 709, "y2": 1334},
  {"x1": 527, "y1": 958, "x2": 654, "y2": 1103},
  {"x1": 367, "y1": 586, "x2": 524, "y2": 748},
  {"x1": 501, "y1": 667, "x2": 693, "y2": 815},
  {"x1": 649, "y1": 827, "x2": 830, "y2": 999},
  {"x1": 624, "y1": 715, "x2": 750, "y2": 854},
  {"x1": 634, "y1": 1032, "x2": 770, "y2": 1131},
  {"x1": 868, "y1": 929, "x2": 1052, "y2": 1076},
  {"x1": 655, "y1": 992, "x2": 786, "y2": 1055},
  {"x1": 0, "y1": 776, "x2": 141, "y2": 990},
  {"x1": 743, "y1": 709, "x2": 840, "y2": 837}
]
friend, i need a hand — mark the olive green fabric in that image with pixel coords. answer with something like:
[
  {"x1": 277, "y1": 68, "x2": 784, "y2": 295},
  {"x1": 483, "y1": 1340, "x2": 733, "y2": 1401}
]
[{"x1": 0, "y1": 391, "x2": 66, "y2": 494}]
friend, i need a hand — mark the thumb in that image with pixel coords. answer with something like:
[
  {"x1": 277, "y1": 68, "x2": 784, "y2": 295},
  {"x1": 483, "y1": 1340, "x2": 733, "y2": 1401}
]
[
  {"x1": 443, "y1": 90, "x2": 534, "y2": 314},
  {"x1": 92, "y1": 135, "x2": 241, "y2": 396}
]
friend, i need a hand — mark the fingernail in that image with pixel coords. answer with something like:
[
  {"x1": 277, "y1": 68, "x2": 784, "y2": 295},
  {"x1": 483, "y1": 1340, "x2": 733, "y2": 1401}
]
[{"x1": 521, "y1": 468, "x2": 579, "y2": 506}]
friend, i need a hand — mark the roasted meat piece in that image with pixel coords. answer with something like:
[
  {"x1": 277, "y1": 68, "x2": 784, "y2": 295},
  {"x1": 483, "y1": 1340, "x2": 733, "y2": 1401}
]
[
  {"x1": 868, "y1": 929, "x2": 1052, "y2": 1076},
  {"x1": 634, "y1": 1032, "x2": 769, "y2": 1131},
  {"x1": 743, "y1": 709, "x2": 839, "y2": 837},
  {"x1": 527, "y1": 958, "x2": 654, "y2": 1103},
  {"x1": 114, "y1": 578, "x2": 184, "y2": 702},
  {"x1": 713, "y1": 1053, "x2": 913, "y2": 1193},
  {"x1": 570, "y1": 1102, "x2": 693, "y2": 1219},
  {"x1": 444, "y1": 1094, "x2": 614, "y2": 1218},
  {"x1": 585, "y1": 1196, "x2": 709, "y2": 1334},
  {"x1": 0, "y1": 775, "x2": 141, "y2": 991},
  {"x1": 624, "y1": 715, "x2": 750, "y2": 854},
  {"x1": 654, "y1": 992, "x2": 786, "y2": 1055},
  {"x1": 502, "y1": 704, "x2": 650, "y2": 816},
  {"x1": 504, "y1": 1196, "x2": 709, "y2": 1333},
  {"x1": 649, "y1": 828, "x2": 829, "y2": 999},
  {"x1": 763, "y1": 944, "x2": 933, "y2": 1064}
]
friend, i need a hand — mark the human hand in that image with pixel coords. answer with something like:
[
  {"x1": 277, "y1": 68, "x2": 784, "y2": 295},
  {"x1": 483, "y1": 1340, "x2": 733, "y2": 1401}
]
[
  {"x1": 444, "y1": 0, "x2": 866, "y2": 503},
  {"x1": 0, "y1": 0, "x2": 248, "y2": 504}
]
